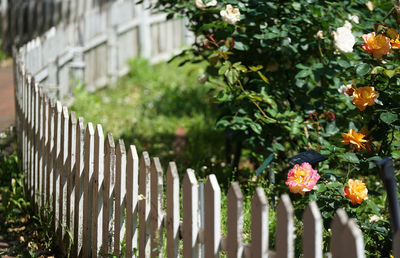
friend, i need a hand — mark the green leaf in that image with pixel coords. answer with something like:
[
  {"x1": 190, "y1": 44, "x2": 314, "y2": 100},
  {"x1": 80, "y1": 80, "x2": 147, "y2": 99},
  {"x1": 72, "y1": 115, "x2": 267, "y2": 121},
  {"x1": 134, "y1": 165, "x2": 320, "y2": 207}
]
[
  {"x1": 337, "y1": 59, "x2": 350, "y2": 68},
  {"x1": 380, "y1": 112, "x2": 398, "y2": 125},
  {"x1": 338, "y1": 152, "x2": 360, "y2": 164},
  {"x1": 384, "y1": 69, "x2": 396, "y2": 78},
  {"x1": 356, "y1": 63, "x2": 370, "y2": 77},
  {"x1": 257, "y1": 71, "x2": 269, "y2": 84},
  {"x1": 295, "y1": 69, "x2": 311, "y2": 79},
  {"x1": 371, "y1": 66, "x2": 384, "y2": 74},
  {"x1": 249, "y1": 122, "x2": 262, "y2": 134}
]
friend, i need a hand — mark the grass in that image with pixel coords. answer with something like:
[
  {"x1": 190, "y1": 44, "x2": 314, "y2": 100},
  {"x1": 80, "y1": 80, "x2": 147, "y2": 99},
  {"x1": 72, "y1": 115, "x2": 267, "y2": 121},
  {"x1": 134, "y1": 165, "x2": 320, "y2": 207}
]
[
  {"x1": 71, "y1": 57, "x2": 279, "y2": 254},
  {"x1": 71, "y1": 57, "x2": 235, "y2": 186}
]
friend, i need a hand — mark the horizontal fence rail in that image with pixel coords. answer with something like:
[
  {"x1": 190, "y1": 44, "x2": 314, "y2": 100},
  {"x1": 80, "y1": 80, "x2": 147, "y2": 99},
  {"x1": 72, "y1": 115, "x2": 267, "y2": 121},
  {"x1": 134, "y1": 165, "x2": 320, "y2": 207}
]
[{"x1": 10, "y1": 0, "x2": 400, "y2": 257}]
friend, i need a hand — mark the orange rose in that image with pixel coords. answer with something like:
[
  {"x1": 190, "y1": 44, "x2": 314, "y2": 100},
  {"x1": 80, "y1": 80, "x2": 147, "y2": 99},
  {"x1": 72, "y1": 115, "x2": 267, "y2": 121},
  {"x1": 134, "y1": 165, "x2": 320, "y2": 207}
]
[
  {"x1": 352, "y1": 86, "x2": 377, "y2": 111},
  {"x1": 341, "y1": 128, "x2": 368, "y2": 151},
  {"x1": 344, "y1": 179, "x2": 368, "y2": 205},
  {"x1": 361, "y1": 32, "x2": 391, "y2": 59}
]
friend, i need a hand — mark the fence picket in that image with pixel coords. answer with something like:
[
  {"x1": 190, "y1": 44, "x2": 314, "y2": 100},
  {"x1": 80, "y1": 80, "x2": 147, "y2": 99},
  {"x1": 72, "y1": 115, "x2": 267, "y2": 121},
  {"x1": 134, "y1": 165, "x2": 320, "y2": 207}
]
[
  {"x1": 29, "y1": 77, "x2": 34, "y2": 201},
  {"x1": 58, "y1": 106, "x2": 69, "y2": 252},
  {"x1": 82, "y1": 122, "x2": 95, "y2": 257},
  {"x1": 330, "y1": 208, "x2": 349, "y2": 258},
  {"x1": 32, "y1": 83, "x2": 39, "y2": 207},
  {"x1": 46, "y1": 99, "x2": 55, "y2": 207},
  {"x1": 302, "y1": 201, "x2": 322, "y2": 258},
  {"x1": 394, "y1": 230, "x2": 400, "y2": 258},
  {"x1": 204, "y1": 174, "x2": 221, "y2": 258},
  {"x1": 342, "y1": 219, "x2": 365, "y2": 258},
  {"x1": 114, "y1": 139, "x2": 127, "y2": 256},
  {"x1": 166, "y1": 162, "x2": 180, "y2": 258},
  {"x1": 37, "y1": 88, "x2": 43, "y2": 209},
  {"x1": 276, "y1": 194, "x2": 294, "y2": 258},
  {"x1": 126, "y1": 145, "x2": 139, "y2": 257},
  {"x1": 52, "y1": 101, "x2": 62, "y2": 232},
  {"x1": 227, "y1": 182, "x2": 243, "y2": 258},
  {"x1": 150, "y1": 157, "x2": 164, "y2": 258},
  {"x1": 66, "y1": 111, "x2": 77, "y2": 250},
  {"x1": 73, "y1": 117, "x2": 85, "y2": 258},
  {"x1": 139, "y1": 151, "x2": 151, "y2": 258},
  {"x1": 40, "y1": 95, "x2": 48, "y2": 208},
  {"x1": 182, "y1": 169, "x2": 200, "y2": 257},
  {"x1": 92, "y1": 124, "x2": 104, "y2": 257},
  {"x1": 102, "y1": 134, "x2": 116, "y2": 255},
  {"x1": 251, "y1": 187, "x2": 268, "y2": 258}
]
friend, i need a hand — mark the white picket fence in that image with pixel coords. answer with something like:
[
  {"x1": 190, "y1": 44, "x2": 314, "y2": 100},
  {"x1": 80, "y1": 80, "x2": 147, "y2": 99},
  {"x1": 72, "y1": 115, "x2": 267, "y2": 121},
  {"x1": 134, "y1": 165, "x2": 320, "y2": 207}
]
[
  {"x1": 10, "y1": 0, "x2": 400, "y2": 257},
  {"x1": 8, "y1": 0, "x2": 192, "y2": 100},
  {"x1": 13, "y1": 45, "x2": 400, "y2": 258}
]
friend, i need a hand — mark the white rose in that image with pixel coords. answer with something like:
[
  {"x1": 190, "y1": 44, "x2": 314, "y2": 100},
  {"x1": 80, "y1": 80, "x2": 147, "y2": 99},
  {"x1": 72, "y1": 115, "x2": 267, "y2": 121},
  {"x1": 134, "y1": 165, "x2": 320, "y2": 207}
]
[
  {"x1": 220, "y1": 4, "x2": 240, "y2": 25},
  {"x1": 332, "y1": 22, "x2": 356, "y2": 53},
  {"x1": 338, "y1": 84, "x2": 352, "y2": 96},
  {"x1": 194, "y1": 0, "x2": 217, "y2": 10},
  {"x1": 348, "y1": 14, "x2": 359, "y2": 24}
]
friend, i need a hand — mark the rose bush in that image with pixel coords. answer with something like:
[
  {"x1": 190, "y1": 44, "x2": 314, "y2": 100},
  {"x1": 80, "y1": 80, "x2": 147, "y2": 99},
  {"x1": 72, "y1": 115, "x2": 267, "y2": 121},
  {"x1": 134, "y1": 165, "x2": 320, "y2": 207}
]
[{"x1": 149, "y1": 0, "x2": 399, "y2": 255}]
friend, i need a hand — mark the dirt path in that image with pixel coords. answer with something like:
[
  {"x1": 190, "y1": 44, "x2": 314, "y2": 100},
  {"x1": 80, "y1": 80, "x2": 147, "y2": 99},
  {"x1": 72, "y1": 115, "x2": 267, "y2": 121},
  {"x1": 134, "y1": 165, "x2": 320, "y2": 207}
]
[{"x1": 0, "y1": 59, "x2": 15, "y2": 133}]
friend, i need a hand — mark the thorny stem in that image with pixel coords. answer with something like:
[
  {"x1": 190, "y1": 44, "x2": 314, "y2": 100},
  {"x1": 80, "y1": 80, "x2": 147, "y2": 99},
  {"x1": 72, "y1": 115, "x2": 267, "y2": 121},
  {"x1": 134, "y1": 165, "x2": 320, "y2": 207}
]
[{"x1": 236, "y1": 79, "x2": 279, "y2": 123}]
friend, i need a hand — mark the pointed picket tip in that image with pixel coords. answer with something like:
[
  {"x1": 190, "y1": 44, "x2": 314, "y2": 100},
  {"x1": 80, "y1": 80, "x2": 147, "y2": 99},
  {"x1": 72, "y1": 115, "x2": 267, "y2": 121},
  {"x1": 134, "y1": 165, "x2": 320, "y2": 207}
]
[
  {"x1": 303, "y1": 201, "x2": 321, "y2": 222},
  {"x1": 331, "y1": 208, "x2": 349, "y2": 231},
  {"x1": 56, "y1": 100, "x2": 62, "y2": 113},
  {"x1": 227, "y1": 182, "x2": 243, "y2": 201},
  {"x1": 140, "y1": 151, "x2": 151, "y2": 168},
  {"x1": 183, "y1": 169, "x2": 197, "y2": 186},
  {"x1": 151, "y1": 157, "x2": 163, "y2": 173},
  {"x1": 342, "y1": 219, "x2": 365, "y2": 258},
  {"x1": 252, "y1": 187, "x2": 267, "y2": 207},
  {"x1": 62, "y1": 106, "x2": 68, "y2": 119},
  {"x1": 95, "y1": 124, "x2": 104, "y2": 140},
  {"x1": 167, "y1": 162, "x2": 179, "y2": 180},
  {"x1": 85, "y1": 122, "x2": 95, "y2": 137},
  {"x1": 205, "y1": 174, "x2": 220, "y2": 193},
  {"x1": 302, "y1": 201, "x2": 322, "y2": 258},
  {"x1": 77, "y1": 117, "x2": 85, "y2": 131},
  {"x1": 127, "y1": 145, "x2": 138, "y2": 162},
  {"x1": 116, "y1": 139, "x2": 126, "y2": 156},
  {"x1": 105, "y1": 133, "x2": 115, "y2": 150},
  {"x1": 277, "y1": 194, "x2": 293, "y2": 214},
  {"x1": 38, "y1": 87, "x2": 43, "y2": 97},
  {"x1": 394, "y1": 229, "x2": 400, "y2": 258},
  {"x1": 69, "y1": 111, "x2": 77, "y2": 125}
]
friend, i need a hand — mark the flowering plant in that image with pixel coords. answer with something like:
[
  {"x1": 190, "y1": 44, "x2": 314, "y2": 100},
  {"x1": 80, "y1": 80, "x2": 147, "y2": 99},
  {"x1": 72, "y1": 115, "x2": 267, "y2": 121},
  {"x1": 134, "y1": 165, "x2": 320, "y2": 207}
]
[{"x1": 151, "y1": 0, "x2": 397, "y2": 255}]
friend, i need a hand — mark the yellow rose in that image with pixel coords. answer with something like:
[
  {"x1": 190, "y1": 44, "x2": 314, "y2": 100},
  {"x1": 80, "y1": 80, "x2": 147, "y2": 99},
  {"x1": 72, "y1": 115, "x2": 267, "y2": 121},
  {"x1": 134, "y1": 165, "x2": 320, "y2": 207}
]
[
  {"x1": 344, "y1": 179, "x2": 368, "y2": 205},
  {"x1": 352, "y1": 86, "x2": 377, "y2": 111},
  {"x1": 341, "y1": 128, "x2": 368, "y2": 151}
]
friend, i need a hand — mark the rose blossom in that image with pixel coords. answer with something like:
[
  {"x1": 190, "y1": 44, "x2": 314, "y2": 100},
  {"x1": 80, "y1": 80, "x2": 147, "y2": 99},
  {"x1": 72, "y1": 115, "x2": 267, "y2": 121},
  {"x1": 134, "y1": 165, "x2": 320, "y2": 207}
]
[
  {"x1": 361, "y1": 32, "x2": 391, "y2": 59},
  {"x1": 352, "y1": 86, "x2": 378, "y2": 111},
  {"x1": 332, "y1": 21, "x2": 356, "y2": 53},
  {"x1": 285, "y1": 162, "x2": 320, "y2": 195},
  {"x1": 194, "y1": 0, "x2": 217, "y2": 10},
  {"x1": 220, "y1": 5, "x2": 240, "y2": 25},
  {"x1": 344, "y1": 179, "x2": 368, "y2": 205}
]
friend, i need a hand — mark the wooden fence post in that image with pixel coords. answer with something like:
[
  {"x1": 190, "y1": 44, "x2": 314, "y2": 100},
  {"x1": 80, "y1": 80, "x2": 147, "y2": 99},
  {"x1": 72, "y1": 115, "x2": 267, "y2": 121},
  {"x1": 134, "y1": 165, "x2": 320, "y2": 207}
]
[
  {"x1": 330, "y1": 208, "x2": 348, "y2": 258},
  {"x1": 58, "y1": 105, "x2": 69, "y2": 253},
  {"x1": 166, "y1": 162, "x2": 180, "y2": 258},
  {"x1": 52, "y1": 101, "x2": 62, "y2": 233},
  {"x1": 102, "y1": 134, "x2": 116, "y2": 256},
  {"x1": 204, "y1": 174, "x2": 221, "y2": 258},
  {"x1": 37, "y1": 87, "x2": 43, "y2": 209},
  {"x1": 45, "y1": 98, "x2": 55, "y2": 208},
  {"x1": 82, "y1": 122, "x2": 95, "y2": 258},
  {"x1": 73, "y1": 117, "x2": 85, "y2": 258},
  {"x1": 126, "y1": 145, "x2": 139, "y2": 257},
  {"x1": 227, "y1": 182, "x2": 244, "y2": 258},
  {"x1": 341, "y1": 219, "x2": 365, "y2": 258},
  {"x1": 275, "y1": 194, "x2": 294, "y2": 258},
  {"x1": 251, "y1": 187, "x2": 268, "y2": 258},
  {"x1": 91, "y1": 124, "x2": 105, "y2": 258},
  {"x1": 139, "y1": 151, "x2": 151, "y2": 258},
  {"x1": 302, "y1": 201, "x2": 322, "y2": 258},
  {"x1": 40, "y1": 95, "x2": 48, "y2": 208},
  {"x1": 66, "y1": 111, "x2": 77, "y2": 251},
  {"x1": 182, "y1": 169, "x2": 200, "y2": 257},
  {"x1": 150, "y1": 157, "x2": 164, "y2": 258},
  {"x1": 114, "y1": 139, "x2": 127, "y2": 256}
]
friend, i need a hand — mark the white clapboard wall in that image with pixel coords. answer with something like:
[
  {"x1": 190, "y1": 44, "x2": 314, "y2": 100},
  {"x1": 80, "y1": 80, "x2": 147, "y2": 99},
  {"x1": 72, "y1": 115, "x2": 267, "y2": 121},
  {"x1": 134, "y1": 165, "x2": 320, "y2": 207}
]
[
  {"x1": 12, "y1": 0, "x2": 191, "y2": 100},
  {"x1": 13, "y1": 50, "x2": 400, "y2": 258}
]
